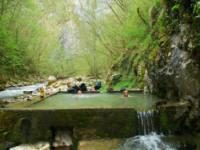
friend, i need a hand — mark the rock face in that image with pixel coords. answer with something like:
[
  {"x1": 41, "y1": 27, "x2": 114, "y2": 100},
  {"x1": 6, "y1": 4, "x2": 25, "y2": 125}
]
[
  {"x1": 146, "y1": 0, "x2": 200, "y2": 138},
  {"x1": 147, "y1": 0, "x2": 200, "y2": 105}
]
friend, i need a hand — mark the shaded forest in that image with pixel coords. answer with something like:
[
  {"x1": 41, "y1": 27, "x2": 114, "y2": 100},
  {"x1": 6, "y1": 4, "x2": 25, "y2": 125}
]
[{"x1": 0, "y1": 0, "x2": 159, "y2": 86}]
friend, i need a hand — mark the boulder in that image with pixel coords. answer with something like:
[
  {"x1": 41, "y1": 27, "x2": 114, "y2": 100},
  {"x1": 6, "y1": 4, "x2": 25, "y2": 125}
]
[{"x1": 47, "y1": 76, "x2": 57, "y2": 85}]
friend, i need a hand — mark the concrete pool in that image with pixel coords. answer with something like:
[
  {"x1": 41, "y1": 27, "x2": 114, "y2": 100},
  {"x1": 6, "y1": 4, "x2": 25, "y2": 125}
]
[
  {"x1": 8, "y1": 93, "x2": 159, "y2": 111},
  {"x1": 0, "y1": 93, "x2": 161, "y2": 148}
]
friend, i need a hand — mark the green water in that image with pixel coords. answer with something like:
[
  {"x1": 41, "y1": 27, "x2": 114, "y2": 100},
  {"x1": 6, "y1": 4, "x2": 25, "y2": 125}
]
[{"x1": 26, "y1": 93, "x2": 159, "y2": 110}]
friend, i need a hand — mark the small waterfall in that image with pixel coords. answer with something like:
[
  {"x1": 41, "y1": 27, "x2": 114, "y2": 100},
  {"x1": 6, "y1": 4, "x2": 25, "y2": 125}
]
[
  {"x1": 116, "y1": 133, "x2": 176, "y2": 150},
  {"x1": 137, "y1": 110, "x2": 159, "y2": 135},
  {"x1": 116, "y1": 110, "x2": 176, "y2": 150}
]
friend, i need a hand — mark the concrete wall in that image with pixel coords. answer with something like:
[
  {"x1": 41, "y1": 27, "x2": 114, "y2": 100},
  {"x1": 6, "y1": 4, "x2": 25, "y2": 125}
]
[{"x1": 0, "y1": 108, "x2": 138, "y2": 143}]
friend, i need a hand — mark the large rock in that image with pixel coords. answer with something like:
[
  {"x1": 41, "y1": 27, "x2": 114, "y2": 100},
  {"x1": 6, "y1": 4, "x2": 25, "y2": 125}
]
[
  {"x1": 53, "y1": 130, "x2": 72, "y2": 148},
  {"x1": 47, "y1": 76, "x2": 57, "y2": 85},
  {"x1": 146, "y1": 0, "x2": 200, "y2": 136},
  {"x1": 147, "y1": 2, "x2": 200, "y2": 105}
]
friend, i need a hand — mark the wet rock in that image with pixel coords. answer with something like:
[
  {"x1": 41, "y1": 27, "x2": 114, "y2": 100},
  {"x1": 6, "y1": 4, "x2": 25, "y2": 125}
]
[
  {"x1": 147, "y1": 1, "x2": 200, "y2": 133},
  {"x1": 0, "y1": 84, "x2": 5, "y2": 91},
  {"x1": 155, "y1": 100, "x2": 167, "y2": 109},
  {"x1": 0, "y1": 142, "x2": 17, "y2": 150},
  {"x1": 23, "y1": 91, "x2": 33, "y2": 94},
  {"x1": 147, "y1": 1, "x2": 200, "y2": 107},
  {"x1": 147, "y1": 32, "x2": 200, "y2": 102},
  {"x1": 52, "y1": 130, "x2": 72, "y2": 148},
  {"x1": 10, "y1": 142, "x2": 50, "y2": 150}
]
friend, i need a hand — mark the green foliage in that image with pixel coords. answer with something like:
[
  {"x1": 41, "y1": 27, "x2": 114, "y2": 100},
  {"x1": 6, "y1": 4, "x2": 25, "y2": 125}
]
[
  {"x1": 172, "y1": 4, "x2": 181, "y2": 12},
  {"x1": 100, "y1": 84, "x2": 109, "y2": 93},
  {"x1": 193, "y1": 1, "x2": 200, "y2": 17},
  {"x1": 100, "y1": 0, "x2": 160, "y2": 87},
  {"x1": 0, "y1": 0, "x2": 75, "y2": 80},
  {"x1": 0, "y1": 0, "x2": 160, "y2": 82},
  {"x1": 113, "y1": 76, "x2": 137, "y2": 90}
]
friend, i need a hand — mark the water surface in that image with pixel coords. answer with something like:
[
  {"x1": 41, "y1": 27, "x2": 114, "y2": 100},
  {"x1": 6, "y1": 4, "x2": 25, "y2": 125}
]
[
  {"x1": 0, "y1": 83, "x2": 46, "y2": 99},
  {"x1": 26, "y1": 93, "x2": 159, "y2": 110}
]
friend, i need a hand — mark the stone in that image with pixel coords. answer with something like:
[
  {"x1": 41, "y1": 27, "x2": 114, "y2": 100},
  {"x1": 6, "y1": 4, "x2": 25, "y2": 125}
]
[
  {"x1": 53, "y1": 130, "x2": 73, "y2": 148},
  {"x1": 146, "y1": 1, "x2": 200, "y2": 135},
  {"x1": 10, "y1": 142, "x2": 50, "y2": 150},
  {"x1": 47, "y1": 76, "x2": 57, "y2": 85},
  {"x1": 78, "y1": 139, "x2": 123, "y2": 150},
  {"x1": 155, "y1": 100, "x2": 167, "y2": 109}
]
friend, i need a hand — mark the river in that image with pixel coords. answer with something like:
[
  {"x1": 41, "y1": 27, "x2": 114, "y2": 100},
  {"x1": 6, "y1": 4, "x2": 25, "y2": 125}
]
[{"x1": 0, "y1": 83, "x2": 46, "y2": 99}]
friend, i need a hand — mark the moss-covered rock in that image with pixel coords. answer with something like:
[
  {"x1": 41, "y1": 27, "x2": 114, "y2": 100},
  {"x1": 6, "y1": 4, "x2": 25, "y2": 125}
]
[{"x1": 147, "y1": 0, "x2": 200, "y2": 108}]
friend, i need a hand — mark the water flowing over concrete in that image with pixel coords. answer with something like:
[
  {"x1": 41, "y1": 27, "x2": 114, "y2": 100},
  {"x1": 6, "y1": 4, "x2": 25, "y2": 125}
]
[{"x1": 137, "y1": 110, "x2": 156, "y2": 135}]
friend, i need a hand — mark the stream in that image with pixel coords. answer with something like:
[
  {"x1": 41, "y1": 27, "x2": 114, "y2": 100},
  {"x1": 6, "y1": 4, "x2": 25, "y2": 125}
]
[
  {"x1": 116, "y1": 111, "x2": 195, "y2": 150},
  {"x1": 0, "y1": 83, "x2": 46, "y2": 99}
]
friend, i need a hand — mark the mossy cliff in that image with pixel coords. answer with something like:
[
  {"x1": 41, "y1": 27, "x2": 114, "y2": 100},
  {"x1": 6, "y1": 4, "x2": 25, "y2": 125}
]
[
  {"x1": 147, "y1": 0, "x2": 200, "y2": 146},
  {"x1": 108, "y1": 0, "x2": 200, "y2": 101},
  {"x1": 146, "y1": 0, "x2": 200, "y2": 136},
  {"x1": 147, "y1": 0, "x2": 200, "y2": 102}
]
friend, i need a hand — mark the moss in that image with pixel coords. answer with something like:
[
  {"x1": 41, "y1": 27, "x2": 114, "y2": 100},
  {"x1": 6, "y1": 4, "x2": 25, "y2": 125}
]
[
  {"x1": 172, "y1": 4, "x2": 181, "y2": 12},
  {"x1": 196, "y1": 133, "x2": 200, "y2": 150},
  {"x1": 113, "y1": 80, "x2": 135, "y2": 90},
  {"x1": 159, "y1": 110, "x2": 181, "y2": 133},
  {"x1": 100, "y1": 84, "x2": 108, "y2": 93},
  {"x1": 159, "y1": 111, "x2": 169, "y2": 131}
]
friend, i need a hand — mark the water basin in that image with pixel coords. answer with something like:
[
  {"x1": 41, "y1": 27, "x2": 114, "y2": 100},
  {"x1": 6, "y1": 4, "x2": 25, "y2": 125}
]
[{"x1": 23, "y1": 93, "x2": 159, "y2": 110}]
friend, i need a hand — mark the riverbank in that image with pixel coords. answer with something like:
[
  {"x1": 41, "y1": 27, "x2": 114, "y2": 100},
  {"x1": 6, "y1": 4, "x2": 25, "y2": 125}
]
[
  {"x1": 0, "y1": 75, "x2": 46, "y2": 91},
  {"x1": 0, "y1": 76, "x2": 105, "y2": 107}
]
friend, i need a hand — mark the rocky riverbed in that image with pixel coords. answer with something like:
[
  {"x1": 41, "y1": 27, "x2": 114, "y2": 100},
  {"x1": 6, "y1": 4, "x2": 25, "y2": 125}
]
[{"x1": 0, "y1": 76, "x2": 103, "y2": 107}]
